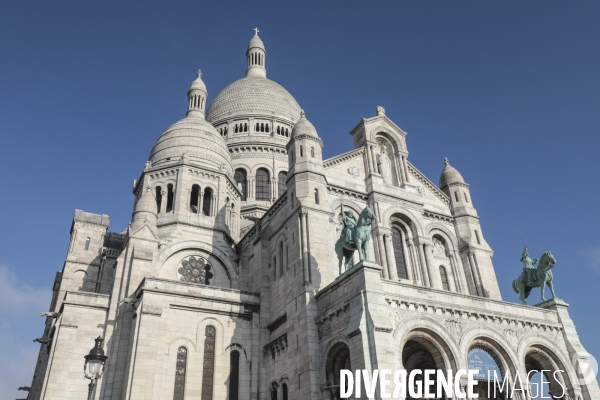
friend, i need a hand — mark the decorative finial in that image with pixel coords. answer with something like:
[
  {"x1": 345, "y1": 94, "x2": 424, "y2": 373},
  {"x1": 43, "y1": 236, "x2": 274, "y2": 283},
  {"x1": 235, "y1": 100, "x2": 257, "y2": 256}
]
[
  {"x1": 253, "y1": 27, "x2": 260, "y2": 36},
  {"x1": 300, "y1": 109, "x2": 305, "y2": 118},
  {"x1": 197, "y1": 70, "x2": 202, "y2": 78},
  {"x1": 376, "y1": 105, "x2": 385, "y2": 116},
  {"x1": 444, "y1": 157, "x2": 449, "y2": 166}
]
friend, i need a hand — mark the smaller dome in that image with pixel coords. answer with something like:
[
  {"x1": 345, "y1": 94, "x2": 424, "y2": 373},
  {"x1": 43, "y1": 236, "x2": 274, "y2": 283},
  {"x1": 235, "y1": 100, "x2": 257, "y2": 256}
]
[
  {"x1": 292, "y1": 110, "x2": 318, "y2": 138},
  {"x1": 189, "y1": 70, "x2": 206, "y2": 92},
  {"x1": 439, "y1": 158, "x2": 465, "y2": 188},
  {"x1": 248, "y1": 29, "x2": 265, "y2": 51}
]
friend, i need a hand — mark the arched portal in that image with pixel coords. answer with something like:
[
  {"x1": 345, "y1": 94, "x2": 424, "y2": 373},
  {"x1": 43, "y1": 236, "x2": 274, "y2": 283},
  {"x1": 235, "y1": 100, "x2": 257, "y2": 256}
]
[
  {"x1": 325, "y1": 342, "x2": 353, "y2": 400},
  {"x1": 467, "y1": 346, "x2": 507, "y2": 399}
]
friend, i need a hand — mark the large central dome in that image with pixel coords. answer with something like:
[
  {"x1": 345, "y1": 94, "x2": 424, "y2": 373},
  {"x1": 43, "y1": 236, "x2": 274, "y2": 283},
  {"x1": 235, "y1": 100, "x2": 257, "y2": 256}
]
[
  {"x1": 206, "y1": 76, "x2": 301, "y2": 124},
  {"x1": 205, "y1": 30, "x2": 301, "y2": 126}
]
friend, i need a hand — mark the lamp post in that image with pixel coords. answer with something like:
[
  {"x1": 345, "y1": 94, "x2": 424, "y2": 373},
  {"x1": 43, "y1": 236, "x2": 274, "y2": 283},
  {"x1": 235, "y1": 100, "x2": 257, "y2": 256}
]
[{"x1": 83, "y1": 336, "x2": 108, "y2": 400}]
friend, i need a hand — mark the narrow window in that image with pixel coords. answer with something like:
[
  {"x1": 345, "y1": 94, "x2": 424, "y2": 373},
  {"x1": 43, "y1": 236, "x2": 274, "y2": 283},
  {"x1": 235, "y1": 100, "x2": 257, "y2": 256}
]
[
  {"x1": 255, "y1": 168, "x2": 270, "y2": 201},
  {"x1": 190, "y1": 185, "x2": 200, "y2": 213},
  {"x1": 464, "y1": 192, "x2": 469, "y2": 203},
  {"x1": 244, "y1": 123, "x2": 248, "y2": 132},
  {"x1": 261, "y1": 123, "x2": 265, "y2": 132},
  {"x1": 475, "y1": 230, "x2": 481, "y2": 245},
  {"x1": 300, "y1": 146, "x2": 303, "y2": 157},
  {"x1": 285, "y1": 128, "x2": 289, "y2": 136},
  {"x1": 166, "y1": 184, "x2": 174, "y2": 212},
  {"x1": 229, "y1": 351, "x2": 240, "y2": 400},
  {"x1": 277, "y1": 126, "x2": 280, "y2": 134},
  {"x1": 454, "y1": 192, "x2": 459, "y2": 202},
  {"x1": 311, "y1": 147, "x2": 315, "y2": 158},
  {"x1": 314, "y1": 189, "x2": 319, "y2": 204},
  {"x1": 235, "y1": 124, "x2": 239, "y2": 133},
  {"x1": 279, "y1": 242, "x2": 284, "y2": 276},
  {"x1": 282, "y1": 383, "x2": 288, "y2": 400},
  {"x1": 155, "y1": 186, "x2": 162, "y2": 213},
  {"x1": 440, "y1": 266, "x2": 450, "y2": 291},
  {"x1": 266, "y1": 124, "x2": 269, "y2": 133},
  {"x1": 173, "y1": 347, "x2": 187, "y2": 400},
  {"x1": 203, "y1": 187, "x2": 213, "y2": 216},
  {"x1": 201, "y1": 326, "x2": 216, "y2": 400},
  {"x1": 234, "y1": 169, "x2": 248, "y2": 200},
  {"x1": 278, "y1": 171, "x2": 287, "y2": 196},
  {"x1": 256, "y1": 123, "x2": 259, "y2": 131},
  {"x1": 84, "y1": 237, "x2": 90, "y2": 251}
]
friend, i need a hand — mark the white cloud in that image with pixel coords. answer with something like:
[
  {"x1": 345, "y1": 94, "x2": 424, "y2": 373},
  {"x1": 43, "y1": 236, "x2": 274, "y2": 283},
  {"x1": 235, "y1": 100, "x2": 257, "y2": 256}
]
[
  {"x1": 580, "y1": 246, "x2": 600, "y2": 276},
  {"x1": 0, "y1": 264, "x2": 52, "y2": 400}
]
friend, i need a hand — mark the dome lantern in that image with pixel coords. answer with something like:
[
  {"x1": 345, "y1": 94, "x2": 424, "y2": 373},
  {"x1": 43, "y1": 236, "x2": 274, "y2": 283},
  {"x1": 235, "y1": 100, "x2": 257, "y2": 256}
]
[
  {"x1": 187, "y1": 70, "x2": 208, "y2": 118},
  {"x1": 246, "y1": 28, "x2": 266, "y2": 78}
]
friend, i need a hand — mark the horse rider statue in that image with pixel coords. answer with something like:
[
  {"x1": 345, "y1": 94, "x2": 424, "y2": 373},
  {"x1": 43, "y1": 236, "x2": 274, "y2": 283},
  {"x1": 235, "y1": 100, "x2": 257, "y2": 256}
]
[
  {"x1": 335, "y1": 198, "x2": 376, "y2": 275},
  {"x1": 512, "y1": 245, "x2": 558, "y2": 305},
  {"x1": 340, "y1": 200, "x2": 357, "y2": 247}
]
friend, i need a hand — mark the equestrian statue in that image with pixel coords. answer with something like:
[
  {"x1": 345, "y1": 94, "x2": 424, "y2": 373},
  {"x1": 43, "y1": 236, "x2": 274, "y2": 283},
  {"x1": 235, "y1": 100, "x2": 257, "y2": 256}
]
[
  {"x1": 335, "y1": 199, "x2": 376, "y2": 275},
  {"x1": 512, "y1": 245, "x2": 558, "y2": 305}
]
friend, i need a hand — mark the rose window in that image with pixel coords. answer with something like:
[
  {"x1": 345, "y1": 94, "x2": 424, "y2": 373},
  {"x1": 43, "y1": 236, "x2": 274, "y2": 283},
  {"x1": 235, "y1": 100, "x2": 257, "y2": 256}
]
[{"x1": 178, "y1": 256, "x2": 213, "y2": 285}]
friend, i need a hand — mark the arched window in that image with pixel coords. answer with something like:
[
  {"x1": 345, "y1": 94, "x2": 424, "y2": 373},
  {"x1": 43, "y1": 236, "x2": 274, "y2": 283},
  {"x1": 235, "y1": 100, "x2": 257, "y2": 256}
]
[
  {"x1": 244, "y1": 123, "x2": 248, "y2": 132},
  {"x1": 271, "y1": 383, "x2": 278, "y2": 400},
  {"x1": 255, "y1": 169, "x2": 270, "y2": 201},
  {"x1": 256, "y1": 123, "x2": 260, "y2": 131},
  {"x1": 475, "y1": 230, "x2": 481, "y2": 245},
  {"x1": 314, "y1": 189, "x2": 319, "y2": 204},
  {"x1": 261, "y1": 123, "x2": 265, "y2": 132},
  {"x1": 203, "y1": 187, "x2": 213, "y2": 216},
  {"x1": 467, "y1": 347, "x2": 505, "y2": 398},
  {"x1": 311, "y1": 147, "x2": 315, "y2": 158},
  {"x1": 235, "y1": 124, "x2": 239, "y2": 133},
  {"x1": 173, "y1": 347, "x2": 187, "y2": 400},
  {"x1": 201, "y1": 326, "x2": 216, "y2": 400},
  {"x1": 84, "y1": 237, "x2": 90, "y2": 251},
  {"x1": 190, "y1": 185, "x2": 200, "y2": 213},
  {"x1": 156, "y1": 187, "x2": 162, "y2": 213},
  {"x1": 439, "y1": 266, "x2": 450, "y2": 291},
  {"x1": 265, "y1": 124, "x2": 269, "y2": 133},
  {"x1": 300, "y1": 146, "x2": 303, "y2": 157},
  {"x1": 326, "y1": 343, "x2": 351, "y2": 397},
  {"x1": 285, "y1": 128, "x2": 289, "y2": 136},
  {"x1": 454, "y1": 192, "x2": 459, "y2": 202},
  {"x1": 229, "y1": 350, "x2": 240, "y2": 400},
  {"x1": 278, "y1": 171, "x2": 287, "y2": 196},
  {"x1": 234, "y1": 169, "x2": 248, "y2": 201},
  {"x1": 277, "y1": 126, "x2": 280, "y2": 135},
  {"x1": 282, "y1": 383, "x2": 288, "y2": 400},
  {"x1": 166, "y1": 184, "x2": 174, "y2": 212},
  {"x1": 464, "y1": 192, "x2": 469, "y2": 203},
  {"x1": 391, "y1": 228, "x2": 408, "y2": 279}
]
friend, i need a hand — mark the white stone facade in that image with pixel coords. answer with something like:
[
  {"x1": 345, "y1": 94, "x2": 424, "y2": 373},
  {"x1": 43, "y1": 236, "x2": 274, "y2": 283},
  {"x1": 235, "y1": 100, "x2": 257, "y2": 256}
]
[{"x1": 26, "y1": 31, "x2": 598, "y2": 400}]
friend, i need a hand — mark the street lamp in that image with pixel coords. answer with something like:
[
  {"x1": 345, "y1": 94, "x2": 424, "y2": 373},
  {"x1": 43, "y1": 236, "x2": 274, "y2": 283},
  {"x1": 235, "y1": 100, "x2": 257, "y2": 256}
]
[{"x1": 84, "y1": 336, "x2": 108, "y2": 400}]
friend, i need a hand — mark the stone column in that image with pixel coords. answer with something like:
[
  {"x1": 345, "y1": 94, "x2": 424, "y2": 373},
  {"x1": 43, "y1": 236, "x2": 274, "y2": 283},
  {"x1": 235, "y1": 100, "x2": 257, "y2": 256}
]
[
  {"x1": 400, "y1": 236, "x2": 412, "y2": 281},
  {"x1": 423, "y1": 243, "x2": 443, "y2": 290},
  {"x1": 212, "y1": 195, "x2": 217, "y2": 217},
  {"x1": 364, "y1": 144, "x2": 373, "y2": 174},
  {"x1": 300, "y1": 212, "x2": 310, "y2": 284},
  {"x1": 416, "y1": 241, "x2": 431, "y2": 287},
  {"x1": 383, "y1": 234, "x2": 398, "y2": 281},
  {"x1": 467, "y1": 250, "x2": 483, "y2": 296},
  {"x1": 199, "y1": 191, "x2": 205, "y2": 214},
  {"x1": 402, "y1": 156, "x2": 410, "y2": 183},
  {"x1": 376, "y1": 233, "x2": 388, "y2": 279},
  {"x1": 370, "y1": 145, "x2": 378, "y2": 173},
  {"x1": 394, "y1": 153, "x2": 405, "y2": 184},
  {"x1": 448, "y1": 254, "x2": 461, "y2": 293},
  {"x1": 406, "y1": 242, "x2": 420, "y2": 284},
  {"x1": 160, "y1": 190, "x2": 167, "y2": 214}
]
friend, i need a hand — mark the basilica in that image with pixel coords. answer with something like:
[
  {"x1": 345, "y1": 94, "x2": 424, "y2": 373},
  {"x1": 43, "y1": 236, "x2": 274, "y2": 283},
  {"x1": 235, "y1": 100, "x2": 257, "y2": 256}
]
[{"x1": 26, "y1": 31, "x2": 598, "y2": 400}]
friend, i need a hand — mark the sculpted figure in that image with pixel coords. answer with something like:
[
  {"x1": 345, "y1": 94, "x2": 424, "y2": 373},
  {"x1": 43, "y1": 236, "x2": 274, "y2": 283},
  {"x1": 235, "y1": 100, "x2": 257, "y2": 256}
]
[
  {"x1": 512, "y1": 247, "x2": 558, "y2": 305},
  {"x1": 334, "y1": 198, "x2": 376, "y2": 275},
  {"x1": 377, "y1": 144, "x2": 392, "y2": 184},
  {"x1": 520, "y1": 247, "x2": 538, "y2": 285}
]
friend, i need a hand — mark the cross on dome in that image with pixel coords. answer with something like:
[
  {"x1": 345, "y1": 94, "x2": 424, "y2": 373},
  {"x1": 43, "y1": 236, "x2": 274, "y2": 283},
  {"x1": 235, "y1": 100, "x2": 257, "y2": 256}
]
[
  {"x1": 197, "y1": 70, "x2": 202, "y2": 78},
  {"x1": 253, "y1": 27, "x2": 260, "y2": 36},
  {"x1": 444, "y1": 157, "x2": 449, "y2": 166}
]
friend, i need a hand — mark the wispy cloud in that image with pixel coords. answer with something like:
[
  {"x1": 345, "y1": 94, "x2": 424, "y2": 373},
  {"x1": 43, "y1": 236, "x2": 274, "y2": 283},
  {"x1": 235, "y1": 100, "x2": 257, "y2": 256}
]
[
  {"x1": 0, "y1": 264, "x2": 52, "y2": 400},
  {"x1": 580, "y1": 246, "x2": 600, "y2": 276}
]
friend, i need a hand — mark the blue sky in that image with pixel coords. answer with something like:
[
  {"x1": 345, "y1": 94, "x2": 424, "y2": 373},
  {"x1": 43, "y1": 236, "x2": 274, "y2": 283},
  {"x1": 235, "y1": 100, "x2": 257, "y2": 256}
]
[{"x1": 1, "y1": 1, "x2": 599, "y2": 398}]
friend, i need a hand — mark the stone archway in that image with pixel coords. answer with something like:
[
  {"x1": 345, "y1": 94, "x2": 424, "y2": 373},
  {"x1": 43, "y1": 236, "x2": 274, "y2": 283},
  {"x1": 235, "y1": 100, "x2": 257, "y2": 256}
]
[{"x1": 324, "y1": 342, "x2": 352, "y2": 400}]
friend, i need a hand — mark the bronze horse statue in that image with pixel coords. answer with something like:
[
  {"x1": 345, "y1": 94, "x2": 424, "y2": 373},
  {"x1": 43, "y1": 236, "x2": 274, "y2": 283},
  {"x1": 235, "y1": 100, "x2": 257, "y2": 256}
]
[
  {"x1": 512, "y1": 250, "x2": 557, "y2": 305},
  {"x1": 335, "y1": 203, "x2": 376, "y2": 275}
]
